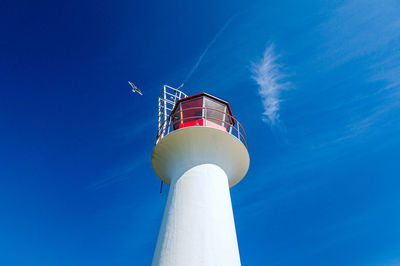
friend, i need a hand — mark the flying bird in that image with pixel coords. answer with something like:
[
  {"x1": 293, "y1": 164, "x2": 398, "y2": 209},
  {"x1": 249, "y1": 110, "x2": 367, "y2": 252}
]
[{"x1": 128, "y1": 81, "x2": 143, "y2": 95}]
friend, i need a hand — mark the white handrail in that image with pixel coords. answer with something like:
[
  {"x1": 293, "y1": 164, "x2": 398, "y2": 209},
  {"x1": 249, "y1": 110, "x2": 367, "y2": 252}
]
[{"x1": 156, "y1": 107, "x2": 247, "y2": 148}]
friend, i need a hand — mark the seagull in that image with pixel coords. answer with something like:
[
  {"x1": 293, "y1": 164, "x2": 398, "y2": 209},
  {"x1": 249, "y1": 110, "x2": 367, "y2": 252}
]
[{"x1": 128, "y1": 81, "x2": 143, "y2": 95}]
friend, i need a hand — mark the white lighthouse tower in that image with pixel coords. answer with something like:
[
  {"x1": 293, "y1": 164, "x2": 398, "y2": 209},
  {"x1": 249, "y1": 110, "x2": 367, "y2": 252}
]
[{"x1": 151, "y1": 85, "x2": 250, "y2": 266}]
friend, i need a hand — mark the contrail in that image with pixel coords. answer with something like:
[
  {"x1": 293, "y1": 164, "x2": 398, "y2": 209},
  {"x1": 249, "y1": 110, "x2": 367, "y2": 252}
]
[{"x1": 184, "y1": 16, "x2": 235, "y2": 83}]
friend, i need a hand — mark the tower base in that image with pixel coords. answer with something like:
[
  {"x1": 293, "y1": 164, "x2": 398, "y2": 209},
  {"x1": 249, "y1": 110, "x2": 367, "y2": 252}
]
[{"x1": 152, "y1": 163, "x2": 241, "y2": 266}]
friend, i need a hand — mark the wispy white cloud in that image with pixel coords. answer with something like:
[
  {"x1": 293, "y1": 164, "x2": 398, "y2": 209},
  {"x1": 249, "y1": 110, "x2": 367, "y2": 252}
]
[
  {"x1": 251, "y1": 44, "x2": 290, "y2": 127},
  {"x1": 319, "y1": 0, "x2": 400, "y2": 67},
  {"x1": 313, "y1": 0, "x2": 400, "y2": 145}
]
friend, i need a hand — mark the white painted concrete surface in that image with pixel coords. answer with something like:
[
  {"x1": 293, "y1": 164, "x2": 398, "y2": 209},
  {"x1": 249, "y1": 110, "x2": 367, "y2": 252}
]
[
  {"x1": 152, "y1": 126, "x2": 249, "y2": 187},
  {"x1": 151, "y1": 126, "x2": 249, "y2": 266},
  {"x1": 151, "y1": 163, "x2": 241, "y2": 266}
]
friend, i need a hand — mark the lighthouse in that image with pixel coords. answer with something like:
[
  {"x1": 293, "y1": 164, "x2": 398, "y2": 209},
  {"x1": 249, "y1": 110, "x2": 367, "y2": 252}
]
[{"x1": 151, "y1": 85, "x2": 250, "y2": 266}]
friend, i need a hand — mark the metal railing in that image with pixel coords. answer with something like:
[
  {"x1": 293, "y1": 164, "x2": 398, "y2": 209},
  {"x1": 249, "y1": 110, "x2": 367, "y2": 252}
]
[
  {"x1": 158, "y1": 85, "x2": 188, "y2": 140},
  {"x1": 156, "y1": 107, "x2": 247, "y2": 148}
]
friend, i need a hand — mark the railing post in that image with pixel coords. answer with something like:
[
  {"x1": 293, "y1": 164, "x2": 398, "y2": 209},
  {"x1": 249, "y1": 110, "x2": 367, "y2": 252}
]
[
  {"x1": 204, "y1": 107, "x2": 207, "y2": 127},
  {"x1": 238, "y1": 124, "x2": 240, "y2": 142}
]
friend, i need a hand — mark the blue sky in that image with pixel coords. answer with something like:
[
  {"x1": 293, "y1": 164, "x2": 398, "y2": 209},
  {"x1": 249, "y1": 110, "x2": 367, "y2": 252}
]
[{"x1": 1, "y1": 0, "x2": 400, "y2": 265}]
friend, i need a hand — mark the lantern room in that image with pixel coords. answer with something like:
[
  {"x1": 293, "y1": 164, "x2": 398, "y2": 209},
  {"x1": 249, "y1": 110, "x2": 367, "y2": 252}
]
[{"x1": 170, "y1": 93, "x2": 235, "y2": 132}]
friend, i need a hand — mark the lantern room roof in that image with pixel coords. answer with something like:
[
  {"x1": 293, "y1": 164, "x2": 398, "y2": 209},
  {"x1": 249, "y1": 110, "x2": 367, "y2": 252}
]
[{"x1": 171, "y1": 92, "x2": 234, "y2": 117}]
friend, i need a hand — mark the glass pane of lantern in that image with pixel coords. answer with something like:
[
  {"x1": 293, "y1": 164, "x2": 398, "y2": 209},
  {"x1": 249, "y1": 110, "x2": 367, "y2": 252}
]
[
  {"x1": 171, "y1": 104, "x2": 181, "y2": 130},
  {"x1": 181, "y1": 97, "x2": 203, "y2": 123},
  {"x1": 224, "y1": 109, "x2": 234, "y2": 128},
  {"x1": 204, "y1": 97, "x2": 225, "y2": 125}
]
